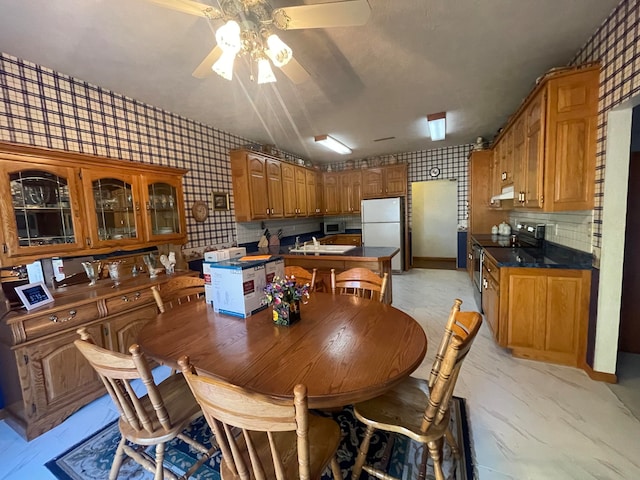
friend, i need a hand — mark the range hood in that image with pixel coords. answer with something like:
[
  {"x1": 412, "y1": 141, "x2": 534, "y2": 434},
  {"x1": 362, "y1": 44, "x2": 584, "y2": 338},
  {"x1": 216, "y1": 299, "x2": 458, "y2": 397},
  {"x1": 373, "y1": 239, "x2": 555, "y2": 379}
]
[{"x1": 491, "y1": 185, "x2": 515, "y2": 202}]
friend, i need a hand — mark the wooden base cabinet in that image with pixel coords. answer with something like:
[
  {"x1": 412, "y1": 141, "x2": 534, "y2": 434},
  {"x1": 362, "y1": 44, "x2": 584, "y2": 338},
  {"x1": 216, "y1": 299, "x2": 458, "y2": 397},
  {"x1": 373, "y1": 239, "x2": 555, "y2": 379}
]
[
  {"x1": 0, "y1": 273, "x2": 193, "y2": 440},
  {"x1": 501, "y1": 267, "x2": 591, "y2": 367},
  {"x1": 482, "y1": 253, "x2": 500, "y2": 340}
]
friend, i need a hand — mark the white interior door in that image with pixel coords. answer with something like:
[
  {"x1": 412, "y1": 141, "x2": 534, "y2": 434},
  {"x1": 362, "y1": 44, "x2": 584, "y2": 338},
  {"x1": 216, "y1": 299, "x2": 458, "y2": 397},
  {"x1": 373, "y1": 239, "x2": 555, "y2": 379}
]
[{"x1": 411, "y1": 180, "x2": 458, "y2": 258}]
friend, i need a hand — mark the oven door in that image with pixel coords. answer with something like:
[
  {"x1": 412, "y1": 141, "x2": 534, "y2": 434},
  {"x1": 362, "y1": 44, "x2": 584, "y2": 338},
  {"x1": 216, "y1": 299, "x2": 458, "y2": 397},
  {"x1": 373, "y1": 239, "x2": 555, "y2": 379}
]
[{"x1": 471, "y1": 243, "x2": 483, "y2": 293}]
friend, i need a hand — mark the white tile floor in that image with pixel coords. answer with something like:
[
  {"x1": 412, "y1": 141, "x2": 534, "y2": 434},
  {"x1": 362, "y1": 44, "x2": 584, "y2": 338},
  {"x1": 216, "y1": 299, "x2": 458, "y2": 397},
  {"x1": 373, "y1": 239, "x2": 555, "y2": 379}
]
[{"x1": 1, "y1": 268, "x2": 639, "y2": 479}]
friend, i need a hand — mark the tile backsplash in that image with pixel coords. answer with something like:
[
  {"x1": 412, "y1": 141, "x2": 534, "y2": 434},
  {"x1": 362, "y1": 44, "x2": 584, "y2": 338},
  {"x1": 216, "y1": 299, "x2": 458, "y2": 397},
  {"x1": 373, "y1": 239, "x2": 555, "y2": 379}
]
[{"x1": 509, "y1": 211, "x2": 593, "y2": 253}]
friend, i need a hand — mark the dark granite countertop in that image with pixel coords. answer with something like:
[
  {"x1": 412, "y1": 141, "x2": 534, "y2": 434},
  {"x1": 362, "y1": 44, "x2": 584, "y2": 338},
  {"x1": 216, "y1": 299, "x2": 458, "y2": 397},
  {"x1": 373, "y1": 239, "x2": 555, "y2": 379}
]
[
  {"x1": 247, "y1": 245, "x2": 399, "y2": 260},
  {"x1": 483, "y1": 242, "x2": 593, "y2": 269}
]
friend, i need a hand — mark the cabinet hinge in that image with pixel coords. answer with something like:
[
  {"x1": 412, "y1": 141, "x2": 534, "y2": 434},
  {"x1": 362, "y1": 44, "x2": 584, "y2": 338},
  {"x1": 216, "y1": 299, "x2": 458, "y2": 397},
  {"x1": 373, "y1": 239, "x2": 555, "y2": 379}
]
[
  {"x1": 32, "y1": 403, "x2": 36, "y2": 415},
  {"x1": 2, "y1": 244, "x2": 7, "y2": 254},
  {"x1": 78, "y1": 171, "x2": 82, "y2": 180},
  {"x1": 23, "y1": 354, "x2": 29, "y2": 365},
  {"x1": 86, "y1": 237, "x2": 91, "y2": 246}
]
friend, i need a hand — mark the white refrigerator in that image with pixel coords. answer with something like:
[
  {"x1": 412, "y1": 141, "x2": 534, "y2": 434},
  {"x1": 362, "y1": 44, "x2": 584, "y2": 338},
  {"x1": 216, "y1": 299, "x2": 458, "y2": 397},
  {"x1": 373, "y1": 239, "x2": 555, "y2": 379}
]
[{"x1": 361, "y1": 197, "x2": 404, "y2": 272}]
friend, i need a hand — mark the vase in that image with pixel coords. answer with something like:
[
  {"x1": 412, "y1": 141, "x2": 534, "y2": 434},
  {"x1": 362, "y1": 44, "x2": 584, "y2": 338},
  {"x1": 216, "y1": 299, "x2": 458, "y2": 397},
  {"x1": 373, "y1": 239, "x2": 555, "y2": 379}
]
[{"x1": 272, "y1": 300, "x2": 301, "y2": 326}]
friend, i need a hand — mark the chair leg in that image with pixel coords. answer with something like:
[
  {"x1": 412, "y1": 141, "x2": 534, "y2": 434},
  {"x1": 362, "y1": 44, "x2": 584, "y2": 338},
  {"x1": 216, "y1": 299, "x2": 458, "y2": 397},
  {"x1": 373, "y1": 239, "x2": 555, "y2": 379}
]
[
  {"x1": 417, "y1": 443, "x2": 429, "y2": 480},
  {"x1": 352, "y1": 424, "x2": 375, "y2": 479},
  {"x1": 154, "y1": 442, "x2": 165, "y2": 480},
  {"x1": 444, "y1": 426, "x2": 460, "y2": 458},
  {"x1": 427, "y1": 438, "x2": 445, "y2": 480},
  {"x1": 109, "y1": 435, "x2": 127, "y2": 480},
  {"x1": 330, "y1": 457, "x2": 343, "y2": 480}
]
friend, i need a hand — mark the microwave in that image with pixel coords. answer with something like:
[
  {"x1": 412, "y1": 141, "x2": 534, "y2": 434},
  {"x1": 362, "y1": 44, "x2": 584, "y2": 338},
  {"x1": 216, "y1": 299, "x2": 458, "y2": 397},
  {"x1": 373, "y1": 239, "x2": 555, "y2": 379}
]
[{"x1": 324, "y1": 221, "x2": 346, "y2": 235}]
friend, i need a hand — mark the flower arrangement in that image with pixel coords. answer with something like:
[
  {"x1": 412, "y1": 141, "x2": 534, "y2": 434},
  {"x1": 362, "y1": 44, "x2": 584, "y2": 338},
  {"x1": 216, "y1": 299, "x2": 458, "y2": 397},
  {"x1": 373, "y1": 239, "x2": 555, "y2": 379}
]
[{"x1": 263, "y1": 276, "x2": 310, "y2": 325}]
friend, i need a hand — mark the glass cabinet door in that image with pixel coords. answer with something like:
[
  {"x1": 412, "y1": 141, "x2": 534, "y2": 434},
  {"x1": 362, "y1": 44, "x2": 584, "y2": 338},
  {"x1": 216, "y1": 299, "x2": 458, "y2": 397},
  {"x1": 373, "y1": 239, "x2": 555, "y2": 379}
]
[
  {"x1": 142, "y1": 175, "x2": 186, "y2": 241},
  {"x1": 82, "y1": 170, "x2": 142, "y2": 247},
  {"x1": 1, "y1": 163, "x2": 84, "y2": 256}
]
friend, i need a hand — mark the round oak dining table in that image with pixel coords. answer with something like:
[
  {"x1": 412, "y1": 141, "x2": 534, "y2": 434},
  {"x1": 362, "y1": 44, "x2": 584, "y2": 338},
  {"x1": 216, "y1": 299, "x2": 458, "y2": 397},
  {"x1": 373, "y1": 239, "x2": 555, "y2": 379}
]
[{"x1": 137, "y1": 292, "x2": 427, "y2": 409}]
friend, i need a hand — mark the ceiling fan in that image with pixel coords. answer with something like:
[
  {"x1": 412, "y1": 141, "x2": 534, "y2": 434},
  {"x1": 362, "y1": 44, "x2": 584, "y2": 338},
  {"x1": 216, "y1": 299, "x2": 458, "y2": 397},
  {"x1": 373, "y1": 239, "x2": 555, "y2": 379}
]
[{"x1": 145, "y1": 0, "x2": 371, "y2": 84}]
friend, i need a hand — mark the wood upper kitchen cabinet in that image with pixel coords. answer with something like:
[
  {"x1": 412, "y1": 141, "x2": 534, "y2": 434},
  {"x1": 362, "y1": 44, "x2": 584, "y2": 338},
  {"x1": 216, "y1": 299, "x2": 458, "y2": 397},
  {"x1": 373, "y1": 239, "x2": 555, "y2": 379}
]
[
  {"x1": 0, "y1": 142, "x2": 188, "y2": 266},
  {"x1": 495, "y1": 64, "x2": 598, "y2": 211},
  {"x1": 281, "y1": 162, "x2": 297, "y2": 217},
  {"x1": 0, "y1": 160, "x2": 86, "y2": 259},
  {"x1": 517, "y1": 89, "x2": 545, "y2": 209},
  {"x1": 323, "y1": 172, "x2": 340, "y2": 215},
  {"x1": 294, "y1": 166, "x2": 308, "y2": 216},
  {"x1": 502, "y1": 267, "x2": 591, "y2": 366},
  {"x1": 340, "y1": 171, "x2": 362, "y2": 214},
  {"x1": 230, "y1": 150, "x2": 284, "y2": 221},
  {"x1": 467, "y1": 150, "x2": 507, "y2": 233},
  {"x1": 306, "y1": 169, "x2": 321, "y2": 216},
  {"x1": 362, "y1": 164, "x2": 407, "y2": 199}
]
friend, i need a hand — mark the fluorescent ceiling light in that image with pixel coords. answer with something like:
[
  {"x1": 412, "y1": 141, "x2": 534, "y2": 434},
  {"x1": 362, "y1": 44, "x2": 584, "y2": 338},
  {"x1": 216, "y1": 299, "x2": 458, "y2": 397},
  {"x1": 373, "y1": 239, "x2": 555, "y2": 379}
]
[
  {"x1": 427, "y1": 112, "x2": 446, "y2": 141},
  {"x1": 314, "y1": 134, "x2": 352, "y2": 155}
]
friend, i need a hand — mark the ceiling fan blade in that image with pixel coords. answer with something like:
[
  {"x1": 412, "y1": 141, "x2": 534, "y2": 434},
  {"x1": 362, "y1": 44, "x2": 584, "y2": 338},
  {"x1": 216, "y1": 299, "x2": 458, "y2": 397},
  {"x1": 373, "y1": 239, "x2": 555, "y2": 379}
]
[
  {"x1": 192, "y1": 45, "x2": 222, "y2": 78},
  {"x1": 280, "y1": 58, "x2": 311, "y2": 84},
  {"x1": 144, "y1": 0, "x2": 223, "y2": 19},
  {"x1": 274, "y1": 0, "x2": 371, "y2": 30}
]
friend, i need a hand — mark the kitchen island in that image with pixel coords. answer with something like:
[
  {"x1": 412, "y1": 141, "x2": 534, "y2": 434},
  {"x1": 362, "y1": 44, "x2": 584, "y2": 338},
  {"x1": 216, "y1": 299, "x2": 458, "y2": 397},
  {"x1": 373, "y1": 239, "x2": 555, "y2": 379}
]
[{"x1": 277, "y1": 246, "x2": 399, "y2": 304}]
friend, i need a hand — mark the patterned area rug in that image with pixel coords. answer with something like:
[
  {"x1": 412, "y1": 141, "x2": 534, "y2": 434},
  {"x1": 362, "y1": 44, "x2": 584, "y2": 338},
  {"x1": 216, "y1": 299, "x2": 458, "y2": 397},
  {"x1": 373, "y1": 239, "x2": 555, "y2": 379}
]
[{"x1": 46, "y1": 397, "x2": 474, "y2": 480}]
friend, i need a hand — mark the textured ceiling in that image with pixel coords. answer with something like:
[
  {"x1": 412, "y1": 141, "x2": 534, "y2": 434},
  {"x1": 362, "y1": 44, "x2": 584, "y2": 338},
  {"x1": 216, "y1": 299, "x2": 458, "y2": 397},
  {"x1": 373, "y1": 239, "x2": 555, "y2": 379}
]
[{"x1": 0, "y1": 0, "x2": 620, "y2": 163}]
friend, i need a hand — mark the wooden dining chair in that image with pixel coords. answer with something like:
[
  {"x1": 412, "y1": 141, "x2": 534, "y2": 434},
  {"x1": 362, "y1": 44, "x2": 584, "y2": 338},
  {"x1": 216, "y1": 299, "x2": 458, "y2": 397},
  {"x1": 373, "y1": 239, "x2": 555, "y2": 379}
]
[
  {"x1": 74, "y1": 328, "x2": 218, "y2": 480},
  {"x1": 178, "y1": 355, "x2": 344, "y2": 480},
  {"x1": 285, "y1": 265, "x2": 317, "y2": 291},
  {"x1": 151, "y1": 275, "x2": 205, "y2": 313},
  {"x1": 350, "y1": 300, "x2": 482, "y2": 480},
  {"x1": 330, "y1": 267, "x2": 389, "y2": 302}
]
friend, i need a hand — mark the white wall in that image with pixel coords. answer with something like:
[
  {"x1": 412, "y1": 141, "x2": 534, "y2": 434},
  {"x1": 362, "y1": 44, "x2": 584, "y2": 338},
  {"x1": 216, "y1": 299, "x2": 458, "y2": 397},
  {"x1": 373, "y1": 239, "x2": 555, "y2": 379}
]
[{"x1": 411, "y1": 180, "x2": 458, "y2": 258}]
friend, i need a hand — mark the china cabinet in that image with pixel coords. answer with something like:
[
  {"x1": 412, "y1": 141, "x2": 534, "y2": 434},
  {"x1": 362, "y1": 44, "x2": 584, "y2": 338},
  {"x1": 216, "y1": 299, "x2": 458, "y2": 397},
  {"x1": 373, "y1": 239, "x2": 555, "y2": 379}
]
[
  {"x1": 81, "y1": 169, "x2": 142, "y2": 248},
  {"x1": 0, "y1": 142, "x2": 188, "y2": 266},
  {"x1": 141, "y1": 174, "x2": 187, "y2": 243},
  {"x1": 0, "y1": 270, "x2": 196, "y2": 440},
  {"x1": 0, "y1": 161, "x2": 85, "y2": 258}
]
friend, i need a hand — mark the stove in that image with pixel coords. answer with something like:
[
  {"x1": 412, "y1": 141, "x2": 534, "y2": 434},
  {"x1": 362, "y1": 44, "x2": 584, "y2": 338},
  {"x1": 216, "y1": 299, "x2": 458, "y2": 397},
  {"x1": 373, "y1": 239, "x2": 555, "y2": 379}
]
[
  {"x1": 473, "y1": 224, "x2": 545, "y2": 249},
  {"x1": 470, "y1": 224, "x2": 545, "y2": 310}
]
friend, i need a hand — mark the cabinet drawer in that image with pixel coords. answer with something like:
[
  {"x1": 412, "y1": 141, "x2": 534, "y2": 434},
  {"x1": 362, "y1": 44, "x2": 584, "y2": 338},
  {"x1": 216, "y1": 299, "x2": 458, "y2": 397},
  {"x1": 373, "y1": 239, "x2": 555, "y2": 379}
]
[
  {"x1": 105, "y1": 287, "x2": 156, "y2": 315},
  {"x1": 483, "y1": 253, "x2": 499, "y2": 282},
  {"x1": 20, "y1": 302, "x2": 101, "y2": 342}
]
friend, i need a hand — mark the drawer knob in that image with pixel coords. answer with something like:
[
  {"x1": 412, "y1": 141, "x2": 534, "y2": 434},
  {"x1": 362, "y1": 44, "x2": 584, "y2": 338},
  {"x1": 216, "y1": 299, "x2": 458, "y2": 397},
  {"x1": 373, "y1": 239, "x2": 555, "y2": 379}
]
[
  {"x1": 121, "y1": 292, "x2": 142, "y2": 302},
  {"x1": 49, "y1": 310, "x2": 77, "y2": 323}
]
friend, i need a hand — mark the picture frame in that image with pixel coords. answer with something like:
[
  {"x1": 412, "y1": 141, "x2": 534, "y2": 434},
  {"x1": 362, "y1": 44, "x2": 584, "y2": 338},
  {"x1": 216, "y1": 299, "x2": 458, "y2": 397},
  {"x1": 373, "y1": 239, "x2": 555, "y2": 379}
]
[
  {"x1": 15, "y1": 281, "x2": 54, "y2": 311},
  {"x1": 211, "y1": 192, "x2": 230, "y2": 211}
]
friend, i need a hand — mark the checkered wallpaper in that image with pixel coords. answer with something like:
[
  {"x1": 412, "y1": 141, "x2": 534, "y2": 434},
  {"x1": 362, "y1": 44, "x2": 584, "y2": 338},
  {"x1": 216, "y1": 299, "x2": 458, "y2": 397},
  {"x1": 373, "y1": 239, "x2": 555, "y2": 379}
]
[
  {"x1": 4, "y1": 0, "x2": 634, "y2": 256},
  {"x1": 570, "y1": 0, "x2": 640, "y2": 252},
  {"x1": 0, "y1": 52, "x2": 307, "y2": 250},
  {"x1": 325, "y1": 144, "x2": 473, "y2": 228}
]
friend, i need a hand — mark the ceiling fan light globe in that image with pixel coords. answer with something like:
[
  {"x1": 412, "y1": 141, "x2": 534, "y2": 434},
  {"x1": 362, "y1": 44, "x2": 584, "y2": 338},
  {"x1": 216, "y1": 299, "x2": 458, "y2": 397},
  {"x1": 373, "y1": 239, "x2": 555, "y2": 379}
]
[
  {"x1": 257, "y1": 58, "x2": 277, "y2": 84},
  {"x1": 266, "y1": 34, "x2": 292, "y2": 67},
  {"x1": 216, "y1": 20, "x2": 242, "y2": 53},
  {"x1": 212, "y1": 51, "x2": 237, "y2": 81}
]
